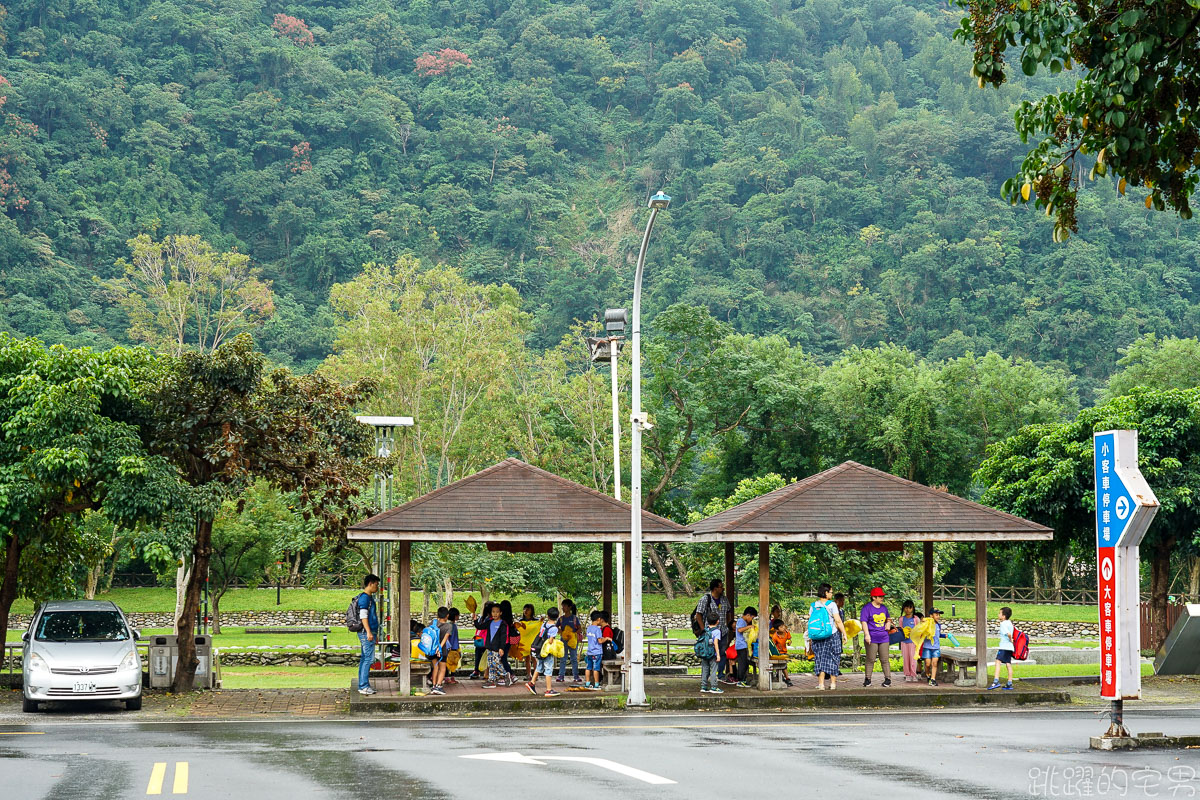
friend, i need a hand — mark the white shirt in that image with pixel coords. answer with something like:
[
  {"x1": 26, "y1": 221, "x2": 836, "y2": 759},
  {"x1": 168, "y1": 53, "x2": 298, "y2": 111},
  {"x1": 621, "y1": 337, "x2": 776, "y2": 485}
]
[{"x1": 998, "y1": 619, "x2": 1014, "y2": 651}]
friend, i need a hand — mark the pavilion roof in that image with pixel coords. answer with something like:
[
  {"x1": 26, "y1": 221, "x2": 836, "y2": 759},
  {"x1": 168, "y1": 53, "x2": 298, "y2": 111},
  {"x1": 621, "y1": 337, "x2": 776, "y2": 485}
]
[
  {"x1": 690, "y1": 461, "x2": 1052, "y2": 543},
  {"x1": 348, "y1": 458, "x2": 690, "y2": 543}
]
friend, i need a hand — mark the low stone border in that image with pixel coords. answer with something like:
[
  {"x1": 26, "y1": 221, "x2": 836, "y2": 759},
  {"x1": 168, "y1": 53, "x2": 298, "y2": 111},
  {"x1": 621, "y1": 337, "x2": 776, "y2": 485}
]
[{"x1": 6, "y1": 610, "x2": 1100, "y2": 638}]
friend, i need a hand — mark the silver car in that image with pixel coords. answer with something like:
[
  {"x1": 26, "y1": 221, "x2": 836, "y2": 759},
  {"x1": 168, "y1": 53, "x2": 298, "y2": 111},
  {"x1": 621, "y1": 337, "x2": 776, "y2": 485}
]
[{"x1": 22, "y1": 600, "x2": 143, "y2": 712}]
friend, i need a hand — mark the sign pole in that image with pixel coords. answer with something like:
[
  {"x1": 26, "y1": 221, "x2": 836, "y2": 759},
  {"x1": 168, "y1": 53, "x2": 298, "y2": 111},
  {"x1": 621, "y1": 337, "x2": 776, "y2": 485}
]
[{"x1": 1093, "y1": 430, "x2": 1158, "y2": 739}]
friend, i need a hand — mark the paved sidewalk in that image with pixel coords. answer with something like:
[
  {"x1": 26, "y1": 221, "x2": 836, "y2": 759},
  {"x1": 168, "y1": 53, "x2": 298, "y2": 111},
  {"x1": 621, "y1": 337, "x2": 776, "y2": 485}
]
[{"x1": 0, "y1": 686, "x2": 348, "y2": 722}]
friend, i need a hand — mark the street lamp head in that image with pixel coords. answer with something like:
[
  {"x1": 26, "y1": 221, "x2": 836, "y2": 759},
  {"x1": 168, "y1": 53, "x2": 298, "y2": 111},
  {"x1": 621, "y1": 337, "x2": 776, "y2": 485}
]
[
  {"x1": 648, "y1": 191, "x2": 671, "y2": 210},
  {"x1": 604, "y1": 308, "x2": 627, "y2": 334}
]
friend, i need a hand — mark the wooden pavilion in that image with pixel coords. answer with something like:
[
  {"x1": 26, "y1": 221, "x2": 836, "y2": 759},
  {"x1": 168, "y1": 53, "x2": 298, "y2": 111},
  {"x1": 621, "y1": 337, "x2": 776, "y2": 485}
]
[
  {"x1": 347, "y1": 457, "x2": 691, "y2": 694},
  {"x1": 690, "y1": 461, "x2": 1054, "y2": 689}
]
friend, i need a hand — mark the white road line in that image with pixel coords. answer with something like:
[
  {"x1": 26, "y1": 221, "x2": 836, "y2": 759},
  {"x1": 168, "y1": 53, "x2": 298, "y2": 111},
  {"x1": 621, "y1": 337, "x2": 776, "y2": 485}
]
[{"x1": 462, "y1": 751, "x2": 675, "y2": 785}]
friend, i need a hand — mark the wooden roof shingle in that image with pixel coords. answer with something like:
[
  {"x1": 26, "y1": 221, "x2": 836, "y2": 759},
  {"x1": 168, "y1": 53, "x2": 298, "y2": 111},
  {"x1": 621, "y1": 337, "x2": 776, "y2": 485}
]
[
  {"x1": 690, "y1": 461, "x2": 1052, "y2": 542},
  {"x1": 348, "y1": 458, "x2": 690, "y2": 543}
]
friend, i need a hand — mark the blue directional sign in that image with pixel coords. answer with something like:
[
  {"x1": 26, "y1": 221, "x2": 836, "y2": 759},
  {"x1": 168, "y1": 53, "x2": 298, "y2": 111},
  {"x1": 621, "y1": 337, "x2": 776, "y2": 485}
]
[{"x1": 1094, "y1": 431, "x2": 1136, "y2": 548}]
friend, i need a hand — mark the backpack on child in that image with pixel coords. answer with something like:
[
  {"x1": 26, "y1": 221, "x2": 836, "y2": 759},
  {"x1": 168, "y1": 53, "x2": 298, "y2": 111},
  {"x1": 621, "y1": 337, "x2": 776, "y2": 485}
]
[
  {"x1": 345, "y1": 594, "x2": 365, "y2": 633},
  {"x1": 694, "y1": 629, "x2": 717, "y2": 660},
  {"x1": 1011, "y1": 627, "x2": 1029, "y2": 661},
  {"x1": 418, "y1": 621, "x2": 442, "y2": 658},
  {"x1": 530, "y1": 623, "x2": 550, "y2": 657},
  {"x1": 807, "y1": 600, "x2": 835, "y2": 641}
]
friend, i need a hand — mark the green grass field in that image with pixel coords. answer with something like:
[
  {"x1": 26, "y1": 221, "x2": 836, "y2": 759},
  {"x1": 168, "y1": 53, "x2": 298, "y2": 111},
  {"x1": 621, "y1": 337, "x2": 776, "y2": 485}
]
[
  {"x1": 8, "y1": 588, "x2": 702, "y2": 616},
  {"x1": 10, "y1": 588, "x2": 1104, "y2": 623},
  {"x1": 218, "y1": 665, "x2": 350, "y2": 690}
]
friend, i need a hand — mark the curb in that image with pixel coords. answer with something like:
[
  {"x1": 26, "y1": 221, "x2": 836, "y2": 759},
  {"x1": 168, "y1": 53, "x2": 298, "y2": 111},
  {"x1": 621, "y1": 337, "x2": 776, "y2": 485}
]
[{"x1": 348, "y1": 688, "x2": 1071, "y2": 715}]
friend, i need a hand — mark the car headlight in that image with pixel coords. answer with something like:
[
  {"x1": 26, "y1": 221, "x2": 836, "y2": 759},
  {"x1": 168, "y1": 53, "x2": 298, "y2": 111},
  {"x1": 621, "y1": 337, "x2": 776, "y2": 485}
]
[
  {"x1": 118, "y1": 650, "x2": 139, "y2": 671},
  {"x1": 28, "y1": 652, "x2": 49, "y2": 673}
]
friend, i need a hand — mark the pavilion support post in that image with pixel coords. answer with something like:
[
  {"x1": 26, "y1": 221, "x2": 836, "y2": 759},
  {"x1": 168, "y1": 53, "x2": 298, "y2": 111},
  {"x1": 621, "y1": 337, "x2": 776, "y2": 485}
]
[
  {"x1": 602, "y1": 543, "x2": 613, "y2": 615},
  {"x1": 757, "y1": 543, "x2": 770, "y2": 691},
  {"x1": 398, "y1": 541, "x2": 411, "y2": 697},
  {"x1": 387, "y1": 544, "x2": 400, "y2": 643},
  {"x1": 923, "y1": 541, "x2": 935, "y2": 615},
  {"x1": 975, "y1": 542, "x2": 988, "y2": 688},
  {"x1": 622, "y1": 542, "x2": 632, "y2": 690},
  {"x1": 724, "y1": 543, "x2": 736, "y2": 611}
]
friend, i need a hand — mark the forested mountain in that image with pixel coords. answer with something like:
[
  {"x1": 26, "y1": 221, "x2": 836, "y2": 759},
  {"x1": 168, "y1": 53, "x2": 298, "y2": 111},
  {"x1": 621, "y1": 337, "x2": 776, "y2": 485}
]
[{"x1": 0, "y1": 0, "x2": 1197, "y2": 396}]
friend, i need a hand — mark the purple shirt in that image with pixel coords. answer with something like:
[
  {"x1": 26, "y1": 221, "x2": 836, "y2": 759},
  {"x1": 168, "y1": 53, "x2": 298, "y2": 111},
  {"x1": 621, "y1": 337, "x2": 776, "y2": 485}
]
[{"x1": 860, "y1": 602, "x2": 891, "y2": 644}]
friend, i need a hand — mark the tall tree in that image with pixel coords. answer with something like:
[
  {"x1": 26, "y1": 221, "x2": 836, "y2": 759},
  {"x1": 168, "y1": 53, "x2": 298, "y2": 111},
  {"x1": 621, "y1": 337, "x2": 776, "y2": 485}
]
[
  {"x1": 976, "y1": 388, "x2": 1200, "y2": 644},
  {"x1": 1104, "y1": 333, "x2": 1200, "y2": 400},
  {"x1": 324, "y1": 256, "x2": 528, "y2": 498},
  {"x1": 146, "y1": 334, "x2": 377, "y2": 691},
  {"x1": 111, "y1": 234, "x2": 275, "y2": 357},
  {"x1": 0, "y1": 335, "x2": 175, "y2": 654}
]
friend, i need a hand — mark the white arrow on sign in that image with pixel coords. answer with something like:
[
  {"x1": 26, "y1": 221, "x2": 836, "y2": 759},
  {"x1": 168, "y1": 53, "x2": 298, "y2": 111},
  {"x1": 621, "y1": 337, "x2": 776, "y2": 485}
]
[{"x1": 461, "y1": 751, "x2": 676, "y2": 785}]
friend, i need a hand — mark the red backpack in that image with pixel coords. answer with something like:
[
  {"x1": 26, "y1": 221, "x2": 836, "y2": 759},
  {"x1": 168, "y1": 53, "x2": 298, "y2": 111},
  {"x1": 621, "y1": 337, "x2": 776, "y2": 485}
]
[{"x1": 1011, "y1": 628, "x2": 1029, "y2": 661}]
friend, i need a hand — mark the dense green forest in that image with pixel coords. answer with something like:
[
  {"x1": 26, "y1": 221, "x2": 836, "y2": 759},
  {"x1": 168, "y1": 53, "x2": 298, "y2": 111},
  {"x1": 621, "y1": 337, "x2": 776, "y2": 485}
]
[{"x1": 0, "y1": 0, "x2": 1198, "y2": 398}]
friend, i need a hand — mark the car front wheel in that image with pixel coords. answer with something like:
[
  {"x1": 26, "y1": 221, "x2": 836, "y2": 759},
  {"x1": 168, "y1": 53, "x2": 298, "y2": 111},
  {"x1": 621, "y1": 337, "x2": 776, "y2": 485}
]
[
  {"x1": 22, "y1": 698, "x2": 39, "y2": 713},
  {"x1": 125, "y1": 695, "x2": 142, "y2": 711}
]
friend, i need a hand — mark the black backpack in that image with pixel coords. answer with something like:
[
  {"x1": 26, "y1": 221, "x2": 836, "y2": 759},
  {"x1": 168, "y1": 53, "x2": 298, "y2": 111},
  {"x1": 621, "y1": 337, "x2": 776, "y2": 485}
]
[
  {"x1": 530, "y1": 623, "x2": 549, "y2": 658},
  {"x1": 346, "y1": 594, "x2": 365, "y2": 633},
  {"x1": 691, "y1": 596, "x2": 712, "y2": 637},
  {"x1": 610, "y1": 627, "x2": 625, "y2": 654}
]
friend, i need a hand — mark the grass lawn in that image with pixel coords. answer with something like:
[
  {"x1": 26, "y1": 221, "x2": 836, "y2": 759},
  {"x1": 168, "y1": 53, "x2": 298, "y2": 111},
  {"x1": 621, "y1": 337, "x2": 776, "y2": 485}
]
[
  {"x1": 1019, "y1": 662, "x2": 1154, "y2": 679},
  {"x1": 10, "y1": 588, "x2": 1103, "y2": 624},
  {"x1": 9, "y1": 588, "x2": 703, "y2": 616},
  {"x1": 218, "y1": 665, "x2": 351, "y2": 690}
]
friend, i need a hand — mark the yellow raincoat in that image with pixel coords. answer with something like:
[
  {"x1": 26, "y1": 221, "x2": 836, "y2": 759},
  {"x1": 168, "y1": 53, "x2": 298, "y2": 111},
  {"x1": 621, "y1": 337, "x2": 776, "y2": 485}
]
[
  {"x1": 513, "y1": 619, "x2": 540, "y2": 659},
  {"x1": 908, "y1": 617, "x2": 937, "y2": 653}
]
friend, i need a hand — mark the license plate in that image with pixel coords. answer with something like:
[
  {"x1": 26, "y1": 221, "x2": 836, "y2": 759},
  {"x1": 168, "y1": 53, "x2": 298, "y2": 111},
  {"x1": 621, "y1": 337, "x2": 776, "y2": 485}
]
[{"x1": 73, "y1": 682, "x2": 96, "y2": 693}]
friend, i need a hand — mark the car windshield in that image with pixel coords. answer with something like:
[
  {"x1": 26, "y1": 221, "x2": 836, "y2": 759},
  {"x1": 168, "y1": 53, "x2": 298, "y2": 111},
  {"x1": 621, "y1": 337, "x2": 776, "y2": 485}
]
[{"x1": 35, "y1": 611, "x2": 129, "y2": 642}]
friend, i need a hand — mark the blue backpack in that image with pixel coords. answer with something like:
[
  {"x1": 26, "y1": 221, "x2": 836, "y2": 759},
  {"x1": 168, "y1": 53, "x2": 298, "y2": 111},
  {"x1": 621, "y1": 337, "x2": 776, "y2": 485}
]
[
  {"x1": 418, "y1": 622, "x2": 442, "y2": 657},
  {"x1": 693, "y1": 629, "x2": 717, "y2": 659},
  {"x1": 807, "y1": 601, "x2": 834, "y2": 641}
]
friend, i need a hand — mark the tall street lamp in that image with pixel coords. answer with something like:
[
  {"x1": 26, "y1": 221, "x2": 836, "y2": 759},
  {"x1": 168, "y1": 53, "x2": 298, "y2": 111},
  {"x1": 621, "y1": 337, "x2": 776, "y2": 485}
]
[
  {"x1": 628, "y1": 189, "x2": 670, "y2": 707},
  {"x1": 356, "y1": 415, "x2": 414, "y2": 642},
  {"x1": 586, "y1": 308, "x2": 629, "y2": 616}
]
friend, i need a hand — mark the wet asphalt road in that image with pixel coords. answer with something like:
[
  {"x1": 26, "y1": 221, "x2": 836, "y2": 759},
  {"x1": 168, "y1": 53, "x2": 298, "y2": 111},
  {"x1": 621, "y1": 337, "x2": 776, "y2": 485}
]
[{"x1": 0, "y1": 706, "x2": 1197, "y2": 799}]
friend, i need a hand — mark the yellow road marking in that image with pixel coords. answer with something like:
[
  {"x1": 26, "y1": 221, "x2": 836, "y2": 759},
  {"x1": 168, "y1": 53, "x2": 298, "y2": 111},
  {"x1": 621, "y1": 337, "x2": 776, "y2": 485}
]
[
  {"x1": 0, "y1": 731, "x2": 45, "y2": 735},
  {"x1": 146, "y1": 762, "x2": 167, "y2": 795},
  {"x1": 172, "y1": 762, "x2": 188, "y2": 795},
  {"x1": 532, "y1": 722, "x2": 868, "y2": 730}
]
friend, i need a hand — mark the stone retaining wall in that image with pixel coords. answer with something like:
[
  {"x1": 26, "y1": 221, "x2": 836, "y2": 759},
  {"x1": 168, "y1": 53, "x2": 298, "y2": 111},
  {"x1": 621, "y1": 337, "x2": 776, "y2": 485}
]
[{"x1": 7, "y1": 610, "x2": 1100, "y2": 639}]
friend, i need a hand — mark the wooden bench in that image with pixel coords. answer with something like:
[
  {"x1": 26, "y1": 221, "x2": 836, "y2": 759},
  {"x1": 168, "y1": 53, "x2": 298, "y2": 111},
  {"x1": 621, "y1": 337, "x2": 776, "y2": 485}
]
[
  {"x1": 380, "y1": 657, "x2": 433, "y2": 689},
  {"x1": 600, "y1": 660, "x2": 624, "y2": 690},
  {"x1": 244, "y1": 626, "x2": 330, "y2": 634},
  {"x1": 769, "y1": 659, "x2": 790, "y2": 689},
  {"x1": 936, "y1": 647, "x2": 979, "y2": 686}
]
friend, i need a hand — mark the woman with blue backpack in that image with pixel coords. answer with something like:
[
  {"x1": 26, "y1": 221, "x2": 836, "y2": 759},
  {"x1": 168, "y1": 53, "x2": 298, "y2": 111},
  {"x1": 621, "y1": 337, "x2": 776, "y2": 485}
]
[{"x1": 807, "y1": 583, "x2": 848, "y2": 690}]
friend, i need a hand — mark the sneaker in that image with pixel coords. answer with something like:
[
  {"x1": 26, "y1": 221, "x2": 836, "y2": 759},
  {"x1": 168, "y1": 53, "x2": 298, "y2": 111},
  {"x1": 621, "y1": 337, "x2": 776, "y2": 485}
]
[
  {"x1": 929, "y1": 679, "x2": 939, "y2": 686},
  {"x1": 525, "y1": 682, "x2": 537, "y2": 695},
  {"x1": 544, "y1": 690, "x2": 560, "y2": 697},
  {"x1": 555, "y1": 677, "x2": 565, "y2": 683},
  {"x1": 719, "y1": 678, "x2": 736, "y2": 685},
  {"x1": 573, "y1": 677, "x2": 584, "y2": 683},
  {"x1": 987, "y1": 680, "x2": 1001, "y2": 690},
  {"x1": 736, "y1": 681, "x2": 752, "y2": 688},
  {"x1": 815, "y1": 684, "x2": 825, "y2": 691},
  {"x1": 359, "y1": 686, "x2": 376, "y2": 696},
  {"x1": 481, "y1": 682, "x2": 498, "y2": 689},
  {"x1": 1002, "y1": 682, "x2": 1014, "y2": 690},
  {"x1": 709, "y1": 687, "x2": 724, "y2": 694},
  {"x1": 430, "y1": 686, "x2": 445, "y2": 695},
  {"x1": 881, "y1": 678, "x2": 891, "y2": 687},
  {"x1": 700, "y1": 687, "x2": 711, "y2": 694},
  {"x1": 863, "y1": 678, "x2": 872, "y2": 687},
  {"x1": 467, "y1": 671, "x2": 480, "y2": 680},
  {"x1": 588, "y1": 684, "x2": 602, "y2": 691}
]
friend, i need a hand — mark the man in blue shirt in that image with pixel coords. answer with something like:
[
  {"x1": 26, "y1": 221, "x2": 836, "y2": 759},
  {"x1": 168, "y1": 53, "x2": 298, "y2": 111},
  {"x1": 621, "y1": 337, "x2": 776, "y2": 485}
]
[{"x1": 356, "y1": 574, "x2": 381, "y2": 695}]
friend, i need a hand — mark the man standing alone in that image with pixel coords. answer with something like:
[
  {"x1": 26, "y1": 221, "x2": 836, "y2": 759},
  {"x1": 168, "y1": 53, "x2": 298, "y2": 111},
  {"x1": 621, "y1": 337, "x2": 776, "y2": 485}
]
[{"x1": 356, "y1": 574, "x2": 380, "y2": 696}]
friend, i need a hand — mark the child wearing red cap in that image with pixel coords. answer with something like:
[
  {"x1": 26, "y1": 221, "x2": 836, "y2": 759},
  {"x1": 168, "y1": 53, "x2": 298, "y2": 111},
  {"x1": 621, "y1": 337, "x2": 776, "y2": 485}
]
[{"x1": 860, "y1": 587, "x2": 893, "y2": 687}]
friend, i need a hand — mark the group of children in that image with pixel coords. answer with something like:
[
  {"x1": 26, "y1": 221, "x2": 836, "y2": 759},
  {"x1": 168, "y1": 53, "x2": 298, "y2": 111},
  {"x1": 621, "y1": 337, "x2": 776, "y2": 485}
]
[
  {"x1": 693, "y1": 591, "x2": 1019, "y2": 693},
  {"x1": 397, "y1": 599, "x2": 620, "y2": 697},
  {"x1": 695, "y1": 604, "x2": 796, "y2": 693}
]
